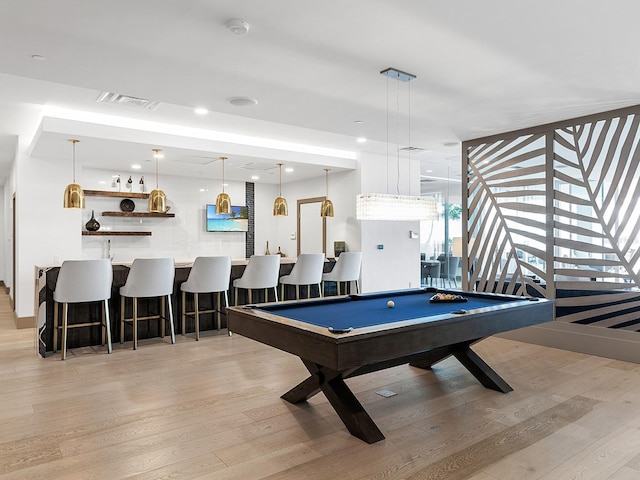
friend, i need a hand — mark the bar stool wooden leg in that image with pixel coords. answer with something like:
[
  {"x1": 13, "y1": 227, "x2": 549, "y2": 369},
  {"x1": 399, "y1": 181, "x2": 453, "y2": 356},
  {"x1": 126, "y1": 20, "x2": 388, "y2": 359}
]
[
  {"x1": 160, "y1": 297, "x2": 166, "y2": 338},
  {"x1": 61, "y1": 303, "x2": 69, "y2": 360},
  {"x1": 194, "y1": 293, "x2": 200, "y2": 341},
  {"x1": 296, "y1": 285, "x2": 300, "y2": 300},
  {"x1": 53, "y1": 301, "x2": 59, "y2": 353},
  {"x1": 216, "y1": 292, "x2": 221, "y2": 331},
  {"x1": 181, "y1": 290, "x2": 186, "y2": 336},
  {"x1": 167, "y1": 294, "x2": 176, "y2": 344},
  {"x1": 120, "y1": 297, "x2": 125, "y2": 344},
  {"x1": 101, "y1": 302, "x2": 106, "y2": 346},
  {"x1": 133, "y1": 297, "x2": 138, "y2": 350},
  {"x1": 104, "y1": 299, "x2": 112, "y2": 354},
  {"x1": 248, "y1": 289, "x2": 252, "y2": 304}
]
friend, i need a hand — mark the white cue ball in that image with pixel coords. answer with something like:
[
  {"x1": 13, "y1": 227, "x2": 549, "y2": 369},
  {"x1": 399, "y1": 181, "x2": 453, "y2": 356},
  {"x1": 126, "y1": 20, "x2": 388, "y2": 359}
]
[{"x1": 387, "y1": 300, "x2": 395, "y2": 308}]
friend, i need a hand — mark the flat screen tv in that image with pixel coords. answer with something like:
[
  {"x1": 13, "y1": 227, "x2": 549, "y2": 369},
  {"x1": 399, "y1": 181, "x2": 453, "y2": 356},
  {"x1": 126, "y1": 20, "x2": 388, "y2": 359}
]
[{"x1": 206, "y1": 205, "x2": 249, "y2": 232}]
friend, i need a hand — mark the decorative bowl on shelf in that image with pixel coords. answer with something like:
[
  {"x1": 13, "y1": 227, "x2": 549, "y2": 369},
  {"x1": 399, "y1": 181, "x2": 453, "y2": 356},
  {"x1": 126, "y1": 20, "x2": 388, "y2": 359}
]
[{"x1": 120, "y1": 199, "x2": 135, "y2": 212}]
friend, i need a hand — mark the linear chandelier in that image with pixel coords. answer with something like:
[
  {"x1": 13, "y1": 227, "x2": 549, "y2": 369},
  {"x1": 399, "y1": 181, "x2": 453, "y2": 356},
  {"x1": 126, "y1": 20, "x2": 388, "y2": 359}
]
[{"x1": 356, "y1": 67, "x2": 438, "y2": 221}]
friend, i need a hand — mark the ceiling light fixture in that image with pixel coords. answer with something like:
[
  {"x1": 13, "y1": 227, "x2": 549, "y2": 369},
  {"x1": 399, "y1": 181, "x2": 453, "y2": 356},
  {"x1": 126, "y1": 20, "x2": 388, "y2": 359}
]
[
  {"x1": 273, "y1": 163, "x2": 288, "y2": 216},
  {"x1": 356, "y1": 137, "x2": 367, "y2": 143},
  {"x1": 320, "y1": 168, "x2": 334, "y2": 218},
  {"x1": 63, "y1": 139, "x2": 84, "y2": 209},
  {"x1": 356, "y1": 68, "x2": 438, "y2": 221},
  {"x1": 215, "y1": 156, "x2": 231, "y2": 214},
  {"x1": 228, "y1": 96, "x2": 258, "y2": 107},
  {"x1": 194, "y1": 107, "x2": 209, "y2": 115},
  {"x1": 225, "y1": 18, "x2": 250, "y2": 35},
  {"x1": 148, "y1": 149, "x2": 167, "y2": 213}
]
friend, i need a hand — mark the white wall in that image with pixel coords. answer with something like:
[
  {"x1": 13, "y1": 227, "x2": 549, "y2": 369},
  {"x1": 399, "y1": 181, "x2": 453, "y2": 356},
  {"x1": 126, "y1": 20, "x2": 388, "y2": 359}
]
[
  {"x1": 15, "y1": 160, "x2": 280, "y2": 317},
  {"x1": 264, "y1": 170, "x2": 361, "y2": 258}
]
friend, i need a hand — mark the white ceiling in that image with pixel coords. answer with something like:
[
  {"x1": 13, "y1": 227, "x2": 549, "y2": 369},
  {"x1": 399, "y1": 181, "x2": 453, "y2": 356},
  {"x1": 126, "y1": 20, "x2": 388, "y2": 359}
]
[{"x1": 1, "y1": 1, "x2": 640, "y2": 203}]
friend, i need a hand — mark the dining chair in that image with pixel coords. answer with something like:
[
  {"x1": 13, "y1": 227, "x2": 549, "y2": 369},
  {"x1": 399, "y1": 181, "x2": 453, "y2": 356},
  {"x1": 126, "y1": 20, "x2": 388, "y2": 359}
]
[
  {"x1": 321, "y1": 251, "x2": 362, "y2": 296},
  {"x1": 181, "y1": 256, "x2": 231, "y2": 340},
  {"x1": 279, "y1": 253, "x2": 325, "y2": 300},
  {"x1": 120, "y1": 257, "x2": 176, "y2": 350},
  {"x1": 53, "y1": 259, "x2": 113, "y2": 360},
  {"x1": 440, "y1": 256, "x2": 460, "y2": 288}
]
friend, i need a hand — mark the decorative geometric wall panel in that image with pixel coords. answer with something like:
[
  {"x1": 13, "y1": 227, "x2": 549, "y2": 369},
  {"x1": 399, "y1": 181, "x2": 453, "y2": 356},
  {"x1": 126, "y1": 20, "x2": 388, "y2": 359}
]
[
  {"x1": 464, "y1": 106, "x2": 640, "y2": 332},
  {"x1": 466, "y1": 133, "x2": 547, "y2": 298}
]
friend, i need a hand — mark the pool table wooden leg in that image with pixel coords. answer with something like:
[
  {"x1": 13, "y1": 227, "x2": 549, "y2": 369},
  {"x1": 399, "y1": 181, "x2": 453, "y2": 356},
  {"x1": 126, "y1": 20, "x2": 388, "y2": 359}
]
[
  {"x1": 410, "y1": 340, "x2": 513, "y2": 394},
  {"x1": 282, "y1": 359, "x2": 385, "y2": 444},
  {"x1": 453, "y1": 346, "x2": 513, "y2": 393}
]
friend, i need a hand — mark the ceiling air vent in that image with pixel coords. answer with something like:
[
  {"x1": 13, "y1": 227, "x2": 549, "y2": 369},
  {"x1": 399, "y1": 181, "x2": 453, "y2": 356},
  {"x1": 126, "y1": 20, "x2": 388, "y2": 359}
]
[
  {"x1": 399, "y1": 146, "x2": 426, "y2": 153},
  {"x1": 237, "y1": 163, "x2": 278, "y2": 171},
  {"x1": 96, "y1": 92, "x2": 160, "y2": 110}
]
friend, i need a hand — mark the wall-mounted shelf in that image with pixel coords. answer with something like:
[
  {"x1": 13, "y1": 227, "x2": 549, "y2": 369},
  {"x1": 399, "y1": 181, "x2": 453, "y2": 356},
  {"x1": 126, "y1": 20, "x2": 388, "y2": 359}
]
[
  {"x1": 82, "y1": 231, "x2": 152, "y2": 236},
  {"x1": 84, "y1": 190, "x2": 149, "y2": 199},
  {"x1": 101, "y1": 211, "x2": 175, "y2": 218}
]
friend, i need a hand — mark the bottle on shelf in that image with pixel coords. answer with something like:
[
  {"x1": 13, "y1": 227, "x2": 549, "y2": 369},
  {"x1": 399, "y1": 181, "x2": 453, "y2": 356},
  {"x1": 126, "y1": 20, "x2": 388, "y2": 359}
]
[
  {"x1": 265, "y1": 241, "x2": 271, "y2": 255},
  {"x1": 277, "y1": 246, "x2": 286, "y2": 257}
]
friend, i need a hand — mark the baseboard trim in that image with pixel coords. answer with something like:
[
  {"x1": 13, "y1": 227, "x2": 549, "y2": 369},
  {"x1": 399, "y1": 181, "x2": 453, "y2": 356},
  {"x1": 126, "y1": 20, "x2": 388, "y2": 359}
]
[
  {"x1": 15, "y1": 315, "x2": 34, "y2": 330},
  {"x1": 499, "y1": 321, "x2": 640, "y2": 364}
]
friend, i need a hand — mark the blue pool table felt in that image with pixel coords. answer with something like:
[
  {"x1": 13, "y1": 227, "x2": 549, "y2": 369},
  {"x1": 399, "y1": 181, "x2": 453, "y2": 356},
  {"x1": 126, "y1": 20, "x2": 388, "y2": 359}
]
[{"x1": 259, "y1": 291, "x2": 517, "y2": 330}]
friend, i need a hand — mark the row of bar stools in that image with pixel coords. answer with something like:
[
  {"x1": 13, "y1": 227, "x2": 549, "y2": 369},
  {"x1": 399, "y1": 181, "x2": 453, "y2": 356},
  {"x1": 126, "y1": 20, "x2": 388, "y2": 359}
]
[{"x1": 52, "y1": 253, "x2": 363, "y2": 359}]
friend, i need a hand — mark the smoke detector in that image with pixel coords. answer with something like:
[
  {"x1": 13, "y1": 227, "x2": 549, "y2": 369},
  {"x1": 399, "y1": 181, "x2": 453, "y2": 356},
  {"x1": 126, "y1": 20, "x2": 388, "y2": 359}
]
[{"x1": 225, "y1": 19, "x2": 250, "y2": 35}]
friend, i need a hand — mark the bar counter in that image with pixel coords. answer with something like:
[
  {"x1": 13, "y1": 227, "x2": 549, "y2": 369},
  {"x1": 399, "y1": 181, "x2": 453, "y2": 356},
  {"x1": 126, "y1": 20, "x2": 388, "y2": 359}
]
[{"x1": 35, "y1": 257, "x2": 336, "y2": 357}]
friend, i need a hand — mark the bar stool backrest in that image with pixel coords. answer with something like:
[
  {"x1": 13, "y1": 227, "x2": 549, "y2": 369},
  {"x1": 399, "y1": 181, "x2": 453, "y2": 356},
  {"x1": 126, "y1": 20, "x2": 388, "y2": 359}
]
[
  {"x1": 234, "y1": 255, "x2": 280, "y2": 289},
  {"x1": 282, "y1": 253, "x2": 325, "y2": 285},
  {"x1": 323, "y1": 252, "x2": 362, "y2": 283},
  {"x1": 181, "y1": 256, "x2": 231, "y2": 294},
  {"x1": 54, "y1": 259, "x2": 113, "y2": 303},
  {"x1": 120, "y1": 258, "x2": 175, "y2": 298}
]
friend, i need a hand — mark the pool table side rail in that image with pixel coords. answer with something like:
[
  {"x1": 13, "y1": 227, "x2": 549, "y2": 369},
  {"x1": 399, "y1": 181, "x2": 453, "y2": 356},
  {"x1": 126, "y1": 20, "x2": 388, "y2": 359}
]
[{"x1": 227, "y1": 296, "x2": 554, "y2": 371}]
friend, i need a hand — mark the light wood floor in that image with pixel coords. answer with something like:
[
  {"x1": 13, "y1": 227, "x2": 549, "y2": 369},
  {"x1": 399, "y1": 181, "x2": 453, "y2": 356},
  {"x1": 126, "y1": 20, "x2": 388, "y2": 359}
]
[{"x1": 1, "y1": 291, "x2": 640, "y2": 480}]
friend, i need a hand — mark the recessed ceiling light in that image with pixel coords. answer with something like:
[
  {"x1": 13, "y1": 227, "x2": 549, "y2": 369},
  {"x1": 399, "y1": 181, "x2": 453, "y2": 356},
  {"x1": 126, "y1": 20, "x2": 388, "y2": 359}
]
[
  {"x1": 225, "y1": 19, "x2": 250, "y2": 35},
  {"x1": 285, "y1": 167, "x2": 294, "y2": 173},
  {"x1": 131, "y1": 164, "x2": 141, "y2": 169},
  {"x1": 199, "y1": 188, "x2": 206, "y2": 192},
  {"x1": 31, "y1": 54, "x2": 46, "y2": 61},
  {"x1": 354, "y1": 120, "x2": 363, "y2": 124},
  {"x1": 356, "y1": 137, "x2": 367, "y2": 143},
  {"x1": 228, "y1": 96, "x2": 258, "y2": 107},
  {"x1": 425, "y1": 169, "x2": 433, "y2": 173},
  {"x1": 194, "y1": 107, "x2": 209, "y2": 115},
  {"x1": 251, "y1": 175, "x2": 259, "y2": 180}
]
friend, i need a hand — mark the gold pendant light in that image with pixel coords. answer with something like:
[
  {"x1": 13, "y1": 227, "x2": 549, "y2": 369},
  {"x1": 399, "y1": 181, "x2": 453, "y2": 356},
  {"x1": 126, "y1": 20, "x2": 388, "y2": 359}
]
[
  {"x1": 320, "y1": 168, "x2": 334, "y2": 217},
  {"x1": 63, "y1": 139, "x2": 85, "y2": 209},
  {"x1": 273, "y1": 162, "x2": 288, "y2": 216},
  {"x1": 215, "y1": 156, "x2": 231, "y2": 214},
  {"x1": 148, "y1": 148, "x2": 167, "y2": 213}
]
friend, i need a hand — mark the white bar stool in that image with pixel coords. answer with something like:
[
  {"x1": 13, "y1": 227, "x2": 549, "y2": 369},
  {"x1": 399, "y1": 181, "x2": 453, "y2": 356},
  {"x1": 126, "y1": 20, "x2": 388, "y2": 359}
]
[
  {"x1": 321, "y1": 252, "x2": 362, "y2": 296},
  {"x1": 279, "y1": 253, "x2": 325, "y2": 300},
  {"x1": 120, "y1": 257, "x2": 176, "y2": 350},
  {"x1": 232, "y1": 255, "x2": 280, "y2": 306},
  {"x1": 181, "y1": 256, "x2": 231, "y2": 340},
  {"x1": 53, "y1": 259, "x2": 113, "y2": 360}
]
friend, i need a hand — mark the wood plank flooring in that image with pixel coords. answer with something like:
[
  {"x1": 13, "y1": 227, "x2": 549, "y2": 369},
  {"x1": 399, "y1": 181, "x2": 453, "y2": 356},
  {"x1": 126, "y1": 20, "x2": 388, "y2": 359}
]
[{"x1": 1, "y1": 290, "x2": 640, "y2": 479}]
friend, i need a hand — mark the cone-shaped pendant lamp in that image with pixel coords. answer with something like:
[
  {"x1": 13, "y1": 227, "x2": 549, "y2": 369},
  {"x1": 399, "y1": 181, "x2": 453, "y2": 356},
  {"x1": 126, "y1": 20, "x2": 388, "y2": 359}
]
[
  {"x1": 63, "y1": 139, "x2": 85, "y2": 208},
  {"x1": 320, "y1": 168, "x2": 334, "y2": 217},
  {"x1": 215, "y1": 156, "x2": 231, "y2": 214},
  {"x1": 273, "y1": 163, "x2": 288, "y2": 216},
  {"x1": 148, "y1": 148, "x2": 167, "y2": 213}
]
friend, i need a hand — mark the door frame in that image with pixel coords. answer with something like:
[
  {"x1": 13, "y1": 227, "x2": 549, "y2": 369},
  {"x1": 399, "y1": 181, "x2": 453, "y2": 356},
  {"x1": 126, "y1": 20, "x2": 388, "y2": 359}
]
[{"x1": 297, "y1": 197, "x2": 326, "y2": 256}]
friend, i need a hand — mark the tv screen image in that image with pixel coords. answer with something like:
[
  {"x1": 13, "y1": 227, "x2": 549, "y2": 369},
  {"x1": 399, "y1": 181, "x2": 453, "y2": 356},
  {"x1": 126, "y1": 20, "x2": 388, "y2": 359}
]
[{"x1": 206, "y1": 205, "x2": 249, "y2": 232}]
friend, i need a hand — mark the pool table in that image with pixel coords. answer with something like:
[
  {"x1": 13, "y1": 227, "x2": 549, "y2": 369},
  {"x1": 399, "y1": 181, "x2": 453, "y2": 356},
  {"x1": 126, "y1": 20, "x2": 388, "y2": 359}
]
[{"x1": 226, "y1": 288, "x2": 554, "y2": 443}]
